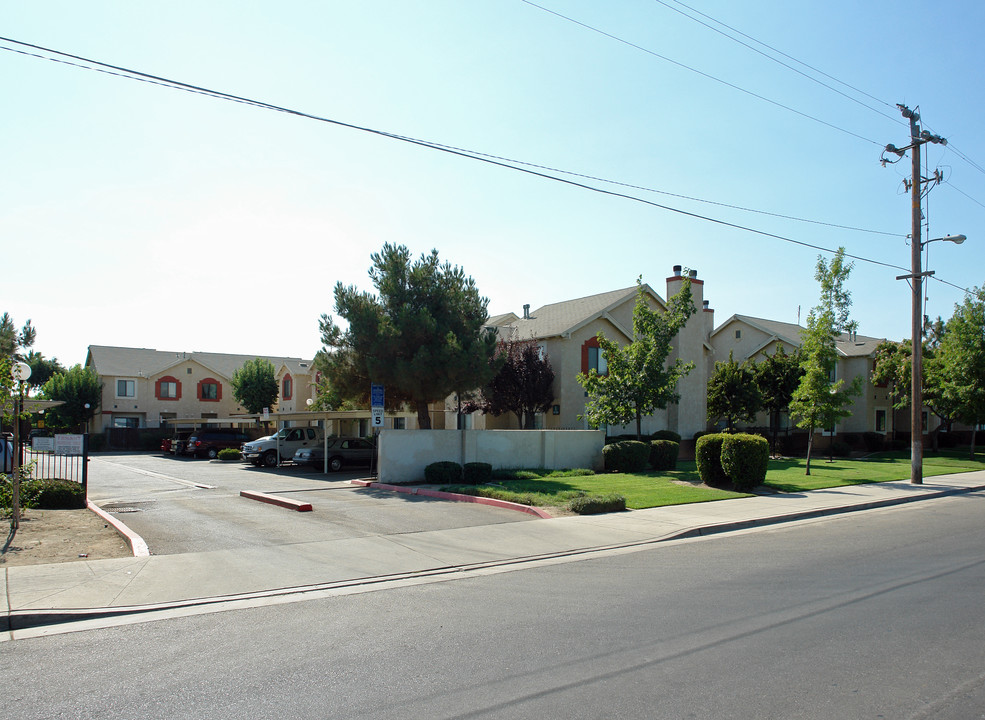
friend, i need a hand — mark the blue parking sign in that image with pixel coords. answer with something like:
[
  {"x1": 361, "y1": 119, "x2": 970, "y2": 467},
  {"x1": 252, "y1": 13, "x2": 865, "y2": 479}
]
[{"x1": 371, "y1": 383, "x2": 384, "y2": 408}]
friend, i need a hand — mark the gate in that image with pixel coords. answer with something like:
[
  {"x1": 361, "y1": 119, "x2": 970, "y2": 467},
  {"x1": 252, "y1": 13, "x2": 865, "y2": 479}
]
[{"x1": 24, "y1": 433, "x2": 89, "y2": 499}]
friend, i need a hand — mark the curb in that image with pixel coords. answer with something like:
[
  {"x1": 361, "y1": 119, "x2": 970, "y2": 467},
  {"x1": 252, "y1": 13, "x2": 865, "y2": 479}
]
[
  {"x1": 87, "y1": 500, "x2": 150, "y2": 557},
  {"x1": 350, "y1": 480, "x2": 554, "y2": 519}
]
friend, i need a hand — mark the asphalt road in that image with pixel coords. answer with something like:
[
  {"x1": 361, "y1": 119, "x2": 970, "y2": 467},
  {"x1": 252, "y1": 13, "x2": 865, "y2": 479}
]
[
  {"x1": 4, "y1": 491, "x2": 985, "y2": 719},
  {"x1": 86, "y1": 452, "x2": 533, "y2": 555}
]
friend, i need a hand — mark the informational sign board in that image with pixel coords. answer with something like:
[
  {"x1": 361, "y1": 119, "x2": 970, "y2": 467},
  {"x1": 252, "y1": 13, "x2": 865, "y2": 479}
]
[
  {"x1": 262, "y1": 407, "x2": 270, "y2": 421},
  {"x1": 54, "y1": 434, "x2": 84, "y2": 456},
  {"x1": 371, "y1": 384, "x2": 384, "y2": 409},
  {"x1": 371, "y1": 407, "x2": 384, "y2": 428},
  {"x1": 32, "y1": 437, "x2": 55, "y2": 453}
]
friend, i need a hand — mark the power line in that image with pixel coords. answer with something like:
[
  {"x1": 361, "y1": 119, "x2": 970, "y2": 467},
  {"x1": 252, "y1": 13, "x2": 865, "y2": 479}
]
[
  {"x1": 519, "y1": 0, "x2": 885, "y2": 147},
  {"x1": 0, "y1": 36, "x2": 954, "y2": 280},
  {"x1": 654, "y1": 0, "x2": 902, "y2": 120},
  {"x1": 0, "y1": 37, "x2": 901, "y2": 239}
]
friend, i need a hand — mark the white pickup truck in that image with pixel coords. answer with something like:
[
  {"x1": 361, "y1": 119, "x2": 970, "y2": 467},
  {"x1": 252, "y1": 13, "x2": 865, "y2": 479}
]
[{"x1": 242, "y1": 426, "x2": 324, "y2": 467}]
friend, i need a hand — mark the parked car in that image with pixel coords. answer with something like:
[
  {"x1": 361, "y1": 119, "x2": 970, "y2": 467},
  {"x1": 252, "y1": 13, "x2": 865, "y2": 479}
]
[
  {"x1": 185, "y1": 429, "x2": 250, "y2": 459},
  {"x1": 162, "y1": 432, "x2": 192, "y2": 455},
  {"x1": 243, "y1": 427, "x2": 324, "y2": 467},
  {"x1": 292, "y1": 436, "x2": 376, "y2": 472}
]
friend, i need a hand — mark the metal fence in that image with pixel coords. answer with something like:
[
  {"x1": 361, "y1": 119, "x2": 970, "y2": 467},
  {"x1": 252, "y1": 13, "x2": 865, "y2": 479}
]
[{"x1": 22, "y1": 434, "x2": 89, "y2": 498}]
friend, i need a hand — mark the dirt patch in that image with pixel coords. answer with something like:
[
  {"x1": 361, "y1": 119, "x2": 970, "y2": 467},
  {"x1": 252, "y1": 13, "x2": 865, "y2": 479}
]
[{"x1": 1, "y1": 508, "x2": 133, "y2": 567}]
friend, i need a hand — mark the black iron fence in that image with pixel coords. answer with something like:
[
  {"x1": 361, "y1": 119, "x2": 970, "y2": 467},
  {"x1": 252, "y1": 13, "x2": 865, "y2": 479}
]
[{"x1": 22, "y1": 434, "x2": 89, "y2": 498}]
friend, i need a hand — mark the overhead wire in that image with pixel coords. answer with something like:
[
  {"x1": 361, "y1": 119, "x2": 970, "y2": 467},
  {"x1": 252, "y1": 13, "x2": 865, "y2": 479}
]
[
  {"x1": 0, "y1": 36, "x2": 974, "y2": 293},
  {"x1": 518, "y1": 0, "x2": 885, "y2": 147}
]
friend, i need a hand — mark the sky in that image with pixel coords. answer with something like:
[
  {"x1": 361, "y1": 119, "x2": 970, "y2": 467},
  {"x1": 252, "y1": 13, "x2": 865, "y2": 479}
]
[{"x1": 3, "y1": 1, "x2": 984, "y2": 370}]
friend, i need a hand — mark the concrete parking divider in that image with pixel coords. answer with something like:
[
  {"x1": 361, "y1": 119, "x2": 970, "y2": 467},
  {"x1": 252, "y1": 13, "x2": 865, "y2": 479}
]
[{"x1": 240, "y1": 490, "x2": 313, "y2": 512}]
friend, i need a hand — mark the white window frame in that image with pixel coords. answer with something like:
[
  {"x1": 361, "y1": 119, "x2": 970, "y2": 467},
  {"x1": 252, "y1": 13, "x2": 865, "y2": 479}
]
[{"x1": 116, "y1": 379, "x2": 137, "y2": 399}]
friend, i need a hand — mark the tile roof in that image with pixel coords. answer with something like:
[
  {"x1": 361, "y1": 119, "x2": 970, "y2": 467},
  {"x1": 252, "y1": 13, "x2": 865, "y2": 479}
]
[{"x1": 86, "y1": 346, "x2": 314, "y2": 380}]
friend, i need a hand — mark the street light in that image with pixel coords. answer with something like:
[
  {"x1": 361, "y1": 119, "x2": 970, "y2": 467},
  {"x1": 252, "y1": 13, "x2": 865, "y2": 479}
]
[{"x1": 897, "y1": 233, "x2": 967, "y2": 484}]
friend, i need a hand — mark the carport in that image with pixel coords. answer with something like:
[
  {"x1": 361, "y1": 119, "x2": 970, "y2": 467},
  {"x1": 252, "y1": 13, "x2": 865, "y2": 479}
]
[{"x1": 236, "y1": 409, "x2": 417, "y2": 474}]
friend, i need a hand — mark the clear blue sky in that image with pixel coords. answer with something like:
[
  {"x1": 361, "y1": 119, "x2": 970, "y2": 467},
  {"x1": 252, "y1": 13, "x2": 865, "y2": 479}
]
[{"x1": 3, "y1": 1, "x2": 983, "y2": 369}]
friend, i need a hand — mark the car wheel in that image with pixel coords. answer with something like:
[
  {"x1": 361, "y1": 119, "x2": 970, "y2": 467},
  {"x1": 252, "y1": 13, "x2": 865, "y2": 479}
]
[
  {"x1": 207, "y1": 447, "x2": 219, "y2": 459},
  {"x1": 262, "y1": 451, "x2": 279, "y2": 468},
  {"x1": 329, "y1": 456, "x2": 343, "y2": 472}
]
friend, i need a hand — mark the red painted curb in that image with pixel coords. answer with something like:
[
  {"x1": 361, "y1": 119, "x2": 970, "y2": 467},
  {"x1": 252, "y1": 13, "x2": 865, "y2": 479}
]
[
  {"x1": 354, "y1": 482, "x2": 553, "y2": 519},
  {"x1": 240, "y1": 490, "x2": 313, "y2": 512},
  {"x1": 88, "y1": 500, "x2": 151, "y2": 557}
]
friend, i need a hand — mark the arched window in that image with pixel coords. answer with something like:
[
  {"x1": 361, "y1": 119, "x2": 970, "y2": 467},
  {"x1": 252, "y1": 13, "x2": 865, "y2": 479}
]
[
  {"x1": 282, "y1": 373, "x2": 293, "y2": 401},
  {"x1": 581, "y1": 337, "x2": 607, "y2": 375},
  {"x1": 155, "y1": 376, "x2": 181, "y2": 401},
  {"x1": 197, "y1": 378, "x2": 222, "y2": 402}
]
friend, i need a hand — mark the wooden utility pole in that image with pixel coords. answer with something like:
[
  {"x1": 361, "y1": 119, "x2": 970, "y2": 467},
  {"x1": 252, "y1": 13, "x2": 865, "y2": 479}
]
[{"x1": 906, "y1": 107, "x2": 924, "y2": 485}]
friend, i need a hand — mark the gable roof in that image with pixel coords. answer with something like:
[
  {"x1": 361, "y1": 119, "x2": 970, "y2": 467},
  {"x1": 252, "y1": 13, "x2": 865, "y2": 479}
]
[
  {"x1": 492, "y1": 285, "x2": 665, "y2": 341},
  {"x1": 86, "y1": 346, "x2": 314, "y2": 381},
  {"x1": 713, "y1": 314, "x2": 885, "y2": 358}
]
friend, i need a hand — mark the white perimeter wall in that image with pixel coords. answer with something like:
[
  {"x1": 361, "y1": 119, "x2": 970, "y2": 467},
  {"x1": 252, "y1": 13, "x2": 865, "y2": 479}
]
[{"x1": 377, "y1": 430, "x2": 605, "y2": 484}]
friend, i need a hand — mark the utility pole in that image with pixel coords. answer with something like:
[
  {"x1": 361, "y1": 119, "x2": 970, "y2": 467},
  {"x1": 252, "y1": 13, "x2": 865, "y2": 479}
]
[{"x1": 884, "y1": 105, "x2": 947, "y2": 485}]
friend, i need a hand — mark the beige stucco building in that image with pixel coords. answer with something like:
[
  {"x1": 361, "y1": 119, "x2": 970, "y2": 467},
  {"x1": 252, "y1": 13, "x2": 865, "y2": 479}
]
[
  {"x1": 468, "y1": 266, "x2": 715, "y2": 439},
  {"x1": 85, "y1": 346, "x2": 317, "y2": 431}
]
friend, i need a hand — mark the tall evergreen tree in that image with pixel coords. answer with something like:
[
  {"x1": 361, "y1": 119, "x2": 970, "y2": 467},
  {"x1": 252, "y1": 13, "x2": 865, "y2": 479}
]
[
  {"x1": 319, "y1": 244, "x2": 498, "y2": 429},
  {"x1": 578, "y1": 277, "x2": 696, "y2": 440}
]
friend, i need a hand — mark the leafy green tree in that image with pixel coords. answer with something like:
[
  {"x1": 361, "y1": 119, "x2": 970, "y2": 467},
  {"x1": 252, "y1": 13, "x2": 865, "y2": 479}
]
[
  {"x1": 319, "y1": 243, "x2": 498, "y2": 429},
  {"x1": 24, "y1": 350, "x2": 65, "y2": 390},
  {"x1": 789, "y1": 249, "x2": 863, "y2": 475},
  {"x1": 578, "y1": 277, "x2": 696, "y2": 439},
  {"x1": 707, "y1": 351, "x2": 761, "y2": 433},
  {"x1": 871, "y1": 340, "x2": 910, "y2": 441},
  {"x1": 0, "y1": 312, "x2": 36, "y2": 361},
  {"x1": 754, "y1": 344, "x2": 804, "y2": 454},
  {"x1": 473, "y1": 338, "x2": 554, "y2": 429},
  {"x1": 41, "y1": 365, "x2": 102, "y2": 431},
  {"x1": 232, "y1": 358, "x2": 279, "y2": 415},
  {"x1": 307, "y1": 368, "x2": 355, "y2": 412},
  {"x1": 935, "y1": 286, "x2": 985, "y2": 458}
]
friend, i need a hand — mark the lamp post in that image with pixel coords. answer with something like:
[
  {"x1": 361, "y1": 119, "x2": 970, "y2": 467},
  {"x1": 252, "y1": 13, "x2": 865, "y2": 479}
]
[
  {"x1": 897, "y1": 233, "x2": 966, "y2": 484},
  {"x1": 10, "y1": 361, "x2": 32, "y2": 529}
]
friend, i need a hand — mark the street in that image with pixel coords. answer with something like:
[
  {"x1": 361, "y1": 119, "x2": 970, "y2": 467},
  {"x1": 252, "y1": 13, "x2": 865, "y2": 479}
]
[{"x1": 3, "y1": 491, "x2": 984, "y2": 718}]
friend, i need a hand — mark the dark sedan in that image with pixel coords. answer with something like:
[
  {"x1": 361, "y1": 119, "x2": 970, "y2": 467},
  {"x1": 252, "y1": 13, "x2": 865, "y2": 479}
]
[{"x1": 292, "y1": 436, "x2": 376, "y2": 472}]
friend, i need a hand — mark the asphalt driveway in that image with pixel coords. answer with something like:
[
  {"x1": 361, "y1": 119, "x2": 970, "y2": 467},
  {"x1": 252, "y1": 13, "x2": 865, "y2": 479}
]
[{"x1": 87, "y1": 452, "x2": 534, "y2": 556}]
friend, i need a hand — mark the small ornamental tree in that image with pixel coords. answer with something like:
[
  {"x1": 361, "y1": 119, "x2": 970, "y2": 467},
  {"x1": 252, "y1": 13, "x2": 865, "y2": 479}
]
[
  {"x1": 789, "y1": 249, "x2": 863, "y2": 475},
  {"x1": 40, "y1": 365, "x2": 102, "y2": 431},
  {"x1": 472, "y1": 338, "x2": 554, "y2": 429},
  {"x1": 578, "y1": 277, "x2": 696, "y2": 439},
  {"x1": 870, "y1": 339, "x2": 910, "y2": 442},
  {"x1": 707, "y1": 350, "x2": 761, "y2": 433},
  {"x1": 754, "y1": 344, "x2": 803, "y2": 455},
  {"x1": 232, "y1": 357, "x2": 279, "y2": 415}
]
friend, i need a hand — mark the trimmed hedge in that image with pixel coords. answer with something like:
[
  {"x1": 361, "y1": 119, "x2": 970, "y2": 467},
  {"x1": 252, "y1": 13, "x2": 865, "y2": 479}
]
[
  {"x1": 720, "y1": 433, "x2": 769, "y2": 491},
  {"x1": 5, "y1": 478, "x2": 87, "y2": 510},
  {"x1": 695, "y1": 433, "x2": 730, "y2": 488},
  {"x1": 463, "y1": 462, "x2": 492, "y2": 485},
  {"x1": 649, "y1": 440, "x2": 679, "y2": 471},
  {"x1": 651, "y1": 429, "x2": 682, "y2": 444},
  {"x1": 567, "y1": 493, "x2": 626, "y2": 515},
  {"x1": 425, "y1": 461, "x2": 463, "y2": 484},
  {"x1": 217, "y1": 448, "x2": 242, "y2": 461},
  {"x1": 602, "y1": 441, "x2": 650, "y2": 472}
]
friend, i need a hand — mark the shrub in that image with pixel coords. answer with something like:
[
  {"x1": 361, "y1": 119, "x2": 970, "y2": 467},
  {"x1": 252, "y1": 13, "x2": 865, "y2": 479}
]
[
  {"x1": 720, "y1": 433, "x2": 769, "y2": 491},
  {"x1": 776, "y1": 433, "x2": 810, "y2": 457},
  {"x1": 829, "y1": 440, "x2": 852, "y2": 458},
  {"x1": 602, "y1": 441, "x2": 650, "y2": 472},
  {"x1": 842, "y1": 433, "x2": 861, "y2": 448},
  {"x1": 425, "y1": 461, "x2": 463, "y2": 484},
  {"x1": 862, "y1": 432, "x2": 885, "y2": 452},
  {"x1": 567, "y1": 493, "x2": 626, "y2": 515},
  {"x1": 22, "y1": 479, "x2": 86, "y2": 509},
  {"x1": 649, "y1": 440, "x2": 679, "y2": 471},
  {"x1": 695, "y1": 433, "x2": 730, "y2": 488},
  {"x1": 936, "y1": 431, "x2": 957, "y2": 448},
  {"x1": 650, "y1": 429, "x2": 682, "y2": 444},
  {"x1": 218, "y1": 448, "x2": 242, "y2": 461},
  {"x1": 463, "y1": 462, "x2": 492, "y2": 485}
]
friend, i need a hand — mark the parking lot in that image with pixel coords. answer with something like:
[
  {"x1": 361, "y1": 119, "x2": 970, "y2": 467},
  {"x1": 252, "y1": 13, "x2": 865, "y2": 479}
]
[{"x1": 87, "y1": 452, "x2": 535, "y2": 556}]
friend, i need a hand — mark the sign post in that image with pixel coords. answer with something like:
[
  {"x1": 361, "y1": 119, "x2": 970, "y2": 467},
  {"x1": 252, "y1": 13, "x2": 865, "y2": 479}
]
[{"x1": 370, "y1": 384, "x2": 384, "y2": 477}]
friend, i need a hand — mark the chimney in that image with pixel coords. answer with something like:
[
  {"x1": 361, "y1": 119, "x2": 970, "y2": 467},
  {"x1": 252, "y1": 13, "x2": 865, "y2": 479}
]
[
  {"x1": 703, "y1": 300, "x2": 710, "y2": 309},
  {"x1": 673, "y1": 265, "x2": 682, "y2": 277},
  {"x1": 688, "y1": 269, "x2": 698, "y2": 279},
  {"x1": 523, "y1": 304, "x2": 530, "y2": 320}
]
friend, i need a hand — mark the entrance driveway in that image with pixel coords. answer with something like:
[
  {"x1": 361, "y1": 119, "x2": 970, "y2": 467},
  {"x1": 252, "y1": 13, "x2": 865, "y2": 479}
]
[{"x1": 87, "y1": 453, "x2": 533, "y2": 556}]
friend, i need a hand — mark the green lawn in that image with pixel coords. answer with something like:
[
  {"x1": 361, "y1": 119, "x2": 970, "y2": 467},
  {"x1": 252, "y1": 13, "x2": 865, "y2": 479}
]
[{"x1": 440, "y1": 450, "x2": 985, "y2": 510}]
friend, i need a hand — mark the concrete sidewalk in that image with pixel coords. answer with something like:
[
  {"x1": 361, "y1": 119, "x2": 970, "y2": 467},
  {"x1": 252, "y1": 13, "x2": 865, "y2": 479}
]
[{"x1": 3, "y1": 471, "x2": 984, "y2": 634}]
